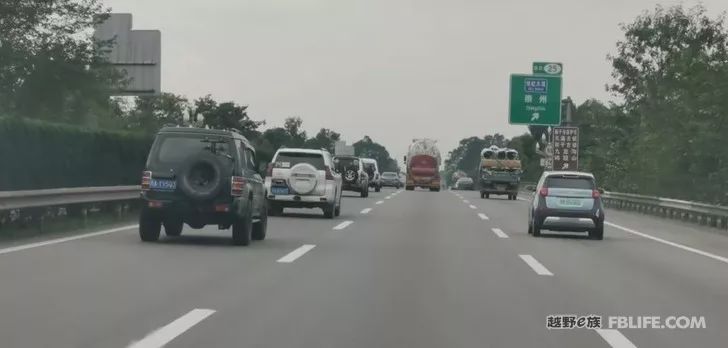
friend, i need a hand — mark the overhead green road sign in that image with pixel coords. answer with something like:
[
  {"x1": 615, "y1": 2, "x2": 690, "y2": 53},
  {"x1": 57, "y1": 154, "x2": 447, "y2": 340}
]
[
  {"x1": 533, "y1": 62, "x2": 563, "y2": 76},
  {"x1": 509, "y1": 74, "x2": 562, "y2": 126}
]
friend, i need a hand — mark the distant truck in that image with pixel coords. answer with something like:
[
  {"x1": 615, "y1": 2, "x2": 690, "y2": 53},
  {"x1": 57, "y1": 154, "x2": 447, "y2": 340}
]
[
  {"x1": 404, "y1": 139, "x2": 441, "y2": 192},
  {"x1": 478, "y1": 146, "x2": 522, "y2": 200}
]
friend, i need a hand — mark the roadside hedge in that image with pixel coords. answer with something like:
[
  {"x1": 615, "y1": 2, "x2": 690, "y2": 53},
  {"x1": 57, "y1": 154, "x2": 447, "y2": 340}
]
[{"x1": 0, "y1": 118, "x2": 153, "y2": 191}]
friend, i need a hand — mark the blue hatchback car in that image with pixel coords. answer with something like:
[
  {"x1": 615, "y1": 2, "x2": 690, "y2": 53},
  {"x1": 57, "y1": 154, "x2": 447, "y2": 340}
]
[{"x1": 527, "y1": 171, "x2": 605, "y2": 240}]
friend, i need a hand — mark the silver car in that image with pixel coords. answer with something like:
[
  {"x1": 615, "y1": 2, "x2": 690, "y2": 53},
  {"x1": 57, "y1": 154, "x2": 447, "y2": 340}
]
[{"x1": 527, "y1": 171, "x2": 605, "y2": 240}]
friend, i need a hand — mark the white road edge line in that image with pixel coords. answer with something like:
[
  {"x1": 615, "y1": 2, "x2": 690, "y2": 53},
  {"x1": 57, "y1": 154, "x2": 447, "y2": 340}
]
[
  {"x1": 0, "y1": 224, "x2": 138, "y2": 256},
  {"x1": 478, "y1": 213, "x2": 489, "y2": 220},
  {"x1": 469, "y1": 204, "x2": 477, "y2": 209},
  {"x1": 277, "y1": 244, "x2": 316, "y2": 263},
  {"x1": 491, "y1": 228, "x2": 509, "y2": 238},
  {"x1": 519, "y1": 254, "x2": 554, "y2": 276},
  {"x1": 361, "y1": 208, "x2": 372, "y2": 214},
  {"x1": 375, "y1": 200, "x2": 384, "y2": 205},
  {"x1": 595, "y1": 329, "x2": 637, "y2": 348},
  {"x1": 333, "y1": 220, "x2": 354, "y2": 230},
  {"x1": 127, "y1": 308, "x2": 216, "y2": 348},
  {"x1": 605, "y1": 221, "x2": 728, "y2": 265}
]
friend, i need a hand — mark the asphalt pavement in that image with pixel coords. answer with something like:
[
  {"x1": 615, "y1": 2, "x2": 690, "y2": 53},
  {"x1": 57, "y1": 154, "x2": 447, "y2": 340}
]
[{"x1": 0, "y1": 188, "x2": 726, "y2": 347}]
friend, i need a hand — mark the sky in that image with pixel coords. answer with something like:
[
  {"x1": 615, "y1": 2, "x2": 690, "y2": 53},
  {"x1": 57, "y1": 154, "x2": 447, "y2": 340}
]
[{"x1": 103, "y1": 0, "x2": 727, "y2": 164}]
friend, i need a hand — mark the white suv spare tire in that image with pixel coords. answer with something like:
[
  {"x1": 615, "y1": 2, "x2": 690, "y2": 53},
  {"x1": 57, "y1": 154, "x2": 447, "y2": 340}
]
[{"x1": 288, "y1": 163, "x2": 318, "y2": 194}]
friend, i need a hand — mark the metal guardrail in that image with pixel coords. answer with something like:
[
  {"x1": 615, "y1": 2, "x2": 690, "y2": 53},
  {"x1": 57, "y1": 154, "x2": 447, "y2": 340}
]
[
  {"x1": 601, "y1": 192, "x2": 728, "y2": 230},
  {"x1": 0, "y1": 186, "x2": 140, "y2": 211}
]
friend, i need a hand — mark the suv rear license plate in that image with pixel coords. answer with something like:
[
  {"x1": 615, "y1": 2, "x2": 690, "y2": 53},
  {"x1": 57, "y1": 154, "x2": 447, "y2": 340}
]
[
  {"x1": 151, "y1": 179, "x2": 176, "y2": 191},
  {"x1": 271, "y1": 186, "x2": 289, "y2": 195},
  {"x1": 559, "y1": 198, "x2": 582, "y2": 207}
]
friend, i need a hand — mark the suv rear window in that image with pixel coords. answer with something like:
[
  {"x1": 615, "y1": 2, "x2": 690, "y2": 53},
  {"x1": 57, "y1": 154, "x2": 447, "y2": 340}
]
[
  {"x1": 545, "y1": 176, "x2": 594, "y2": 190},
  {"x1": 381, "y1": 172, "x2": 397, "y2": 178},
  {"x1": 154, "y1": 134, "x2": 233, "y2": 164},
  {"x1": 274, "y1": 152, "x2": 325, "y2": 170}
]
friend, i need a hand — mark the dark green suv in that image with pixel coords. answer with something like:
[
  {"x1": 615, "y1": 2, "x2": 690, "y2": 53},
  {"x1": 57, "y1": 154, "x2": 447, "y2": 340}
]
[{"x1": 139, "y1": 127, "x2": 267, "y2": 246}]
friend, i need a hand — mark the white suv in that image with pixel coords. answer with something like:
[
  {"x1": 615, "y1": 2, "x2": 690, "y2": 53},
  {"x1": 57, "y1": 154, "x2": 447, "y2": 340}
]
[
  {"x1": 361, "y1": 158, "x2": 381, "y2": 192},
  {"x1": 265, "y1": 148, "x2": 343, "y2": 218}
]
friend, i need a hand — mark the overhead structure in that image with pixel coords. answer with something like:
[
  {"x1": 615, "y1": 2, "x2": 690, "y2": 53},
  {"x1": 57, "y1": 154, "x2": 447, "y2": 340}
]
[{"x1": 93, "y1": 13, "x2": 161, "y2": 95}]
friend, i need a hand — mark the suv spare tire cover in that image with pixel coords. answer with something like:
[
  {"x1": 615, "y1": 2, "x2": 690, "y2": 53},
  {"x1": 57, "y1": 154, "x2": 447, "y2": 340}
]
[
  {"x1": 288, "y1": 163, "x2": 318, "y2": 195},
  {"x1": 344, "y1": 168, "x2": 358, "y2": 183},
  {"x1": 178, "y1": 152, "x2": 230, "y2": 201}
]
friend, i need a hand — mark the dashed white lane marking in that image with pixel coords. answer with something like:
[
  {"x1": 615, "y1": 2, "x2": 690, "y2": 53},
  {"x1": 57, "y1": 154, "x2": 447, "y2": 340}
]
[
  {"x1": 595, "y1": 329, "x2": 638, "y2": 348},
  {"x1": 463, "y1": 200, "x2": 470, "y2": 203},
  {"x1": 518, "y1": 254, "x2": 554, "y2": 276},
  {"x1": 277, "y1": 244, "x2": 316, "y2": 263},
  {"x1": 333, "y1": 220, "x2": 354, "y2": 230},
  {"x1": 0, "y1": 225, "x2": 137, "y2": 256},
  {"x1": 605, "y1": 221, "x2": 728, "y2": 265},
  {"x1": 469, "y1": 204, "x2": 477, "y2": 209},
  {"x1": 127, "y1": 308, "x2": 216, "y2": 348},
  {"x1": 385, "y1": 196, "x2": 392, "y2": 199},
  {"x1": 361, "y1": 208, "x2": 372, "y2": 214},
  {"x1": 517, "y1": 197, "x2": 529, "y2": 202},
  {"x1": 491, "y1": 228, "x2": 509, "y2": 238},
  {"x1": 375, "y1": 201, "x2": 384, "y2": 205},
  {"x1": 478, "y1": 213, "x2": 490, "y2": 220}
]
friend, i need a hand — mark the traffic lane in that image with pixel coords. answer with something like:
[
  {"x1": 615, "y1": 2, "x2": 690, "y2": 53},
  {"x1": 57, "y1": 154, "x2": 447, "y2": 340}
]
[
  {"x1": 462, "y1": 190, "x2": 728, "y2": 347},
  {"x1": 172, "y1": 189, "x2": 602, "y2": 348},
  {"x1": 0, "y1": 194, "x2": 371, "y2": 348}
]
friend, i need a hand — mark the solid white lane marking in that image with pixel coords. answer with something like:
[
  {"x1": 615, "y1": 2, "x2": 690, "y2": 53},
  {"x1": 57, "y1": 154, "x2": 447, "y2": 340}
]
[
  {"x1": 469, "y1": 204, "x2": 477, "y2": 209},
  {"x1": 360, "y1": 208, "x2": 372, "y2": 214},
  {"x1": 605, "y1": 221, "x2": 728, "y2": 265},
  {"x1": 277, "y1": 244, "x2": 316, "y2": 263},
  {"x1": 478, "y1": 213, "x2": 490, "y2": 220},
  {"x1": 333, "y1": 220, "x2": 354, "y2": 230},
  {"x1": 595, "y1": 329, "x2": 637, "y2": 348},
  {"x1": 127, "y1": 308, "x2": 216, "y2": 348},
  {"x1": 491, "y1": 228, "x2": 509, "y2": 238},
  {"x1": 0, "y1": 225, "x2": 137, "y2": 256},
  {"x1": 519, "y1": 254, "x2": 554, "y2": 276},
  {"x1": 375, "y1": 200, "x2": 384, "y2": 205}
]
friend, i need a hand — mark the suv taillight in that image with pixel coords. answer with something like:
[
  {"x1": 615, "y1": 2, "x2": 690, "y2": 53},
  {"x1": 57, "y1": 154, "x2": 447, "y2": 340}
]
[
  {"x1": 141, "y1": 171, "x2": 152, "y2": 191},
  {"x1": 266, "y1": 163, "x2": 273, "y2": 177},
  {"x1": 539, "y1": 187, "x2": 549, "y2": 197},
  {"x1": 592, "y1": 189, "x2": 601, "y2": 198},
  {"x1": 231, "y1": 176, "x2": 246, "y2": 197},
  {"x1": 325, "y1": 166, "x2": 335, "y2": 180}
]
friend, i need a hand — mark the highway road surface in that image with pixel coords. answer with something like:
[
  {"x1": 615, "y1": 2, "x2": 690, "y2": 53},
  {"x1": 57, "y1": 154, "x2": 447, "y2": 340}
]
[{"x1": 0, "y1": 188, "x2": 726, "y2": 348}]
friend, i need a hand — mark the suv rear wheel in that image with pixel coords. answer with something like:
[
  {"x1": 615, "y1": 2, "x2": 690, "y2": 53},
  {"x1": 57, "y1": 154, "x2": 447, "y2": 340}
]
[
  {"x1": 252, "y1": 207, "x2": 267, "y2": 241},
  {"x1": 268, "y1": 201, "x2": 283, "y2": 216},
  {"x1": 233, "y1": 208, "x2": 253, "y2": 246},
  {"x1": 532, "y1": 216, "x2": 542, "y2": 237},
  {"x1": 139, "y1": 210, "x2": 161, "y2": 242},
  {"x1": 163, "y1": 219, "x2": 183, "y2": 237},
  {"x1": 323, "y1": 202, "x2": 335, "y2": 219}
]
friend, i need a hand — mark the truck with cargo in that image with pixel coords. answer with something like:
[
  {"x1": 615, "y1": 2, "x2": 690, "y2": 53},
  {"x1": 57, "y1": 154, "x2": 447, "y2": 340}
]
[{"x1": 478, "y1": 146, "x2": 522, "y2": 200}]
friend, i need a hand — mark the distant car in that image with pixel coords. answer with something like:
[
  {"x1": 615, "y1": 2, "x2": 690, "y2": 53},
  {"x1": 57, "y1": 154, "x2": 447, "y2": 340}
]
[
  {"x1": 527, "y1": 171, "x2": 605, "y2": 240},
  {"x1": 361, "y1": 158, "x2": 381, "y2": 192},
  {"x1": 380, "y1": 171, "x2": 402, "y2": 188},
  {"x1": 264, "y1": 148, "x2": 343, "y2": 218},
  {"x1": 139, "y1": 127, "x2": 268, "y2": 246},
  {"x1": 333, "y1": 155, "x2": 369, "y2": 197},
  {"x1": 454, "y1": 177, "x2": 474, "y2": 190}
]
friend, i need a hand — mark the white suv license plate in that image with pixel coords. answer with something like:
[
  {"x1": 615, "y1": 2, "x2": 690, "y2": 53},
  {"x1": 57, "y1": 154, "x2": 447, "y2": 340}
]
[
  {"x1": 559, "y1": 198, "x2": 583, "y2": 207},
  {"x1": 271, "y1": 187, "x2": 289, "y2": 195}
]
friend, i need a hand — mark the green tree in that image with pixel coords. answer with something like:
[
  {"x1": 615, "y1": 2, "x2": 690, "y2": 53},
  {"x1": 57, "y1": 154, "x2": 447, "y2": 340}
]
[
  {"x1": 0, "y1": 0, "x2": 124, "y2": 125},
  {"x1": 305, "y1": 128, "x2": 341, "y2": 152},
  {"x1": 124, "y1": 93, "x2": 190, "y2": 132},
  {"x1": 353, "y1": 136, "x2": 398, "y2": 172},
  {"x1": 607, "y1": 4, "x2": 728, "y2": 202},
  {"x1": 283, "y1": 117, "x2": 307, "y2": 147}
]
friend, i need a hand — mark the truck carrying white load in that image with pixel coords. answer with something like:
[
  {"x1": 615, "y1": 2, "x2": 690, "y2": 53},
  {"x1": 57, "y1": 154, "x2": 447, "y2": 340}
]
[{"x1": 407, "y1": 138, "x2": 441, "y2": 166}]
